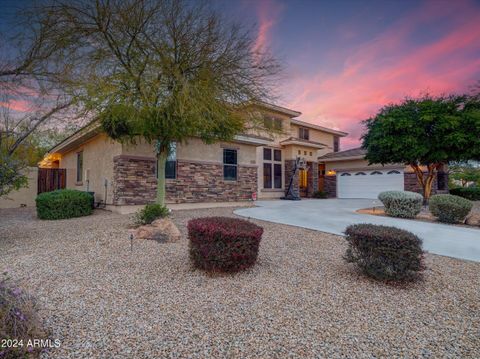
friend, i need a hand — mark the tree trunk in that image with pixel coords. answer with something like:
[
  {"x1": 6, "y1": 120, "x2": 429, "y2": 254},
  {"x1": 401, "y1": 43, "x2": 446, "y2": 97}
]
[
  {"x1": 156, "y1": 151, "x2": 167, "y2": 205},
  {"x1": 411, "y1": 163, "x2": 438, "y2": 204}
]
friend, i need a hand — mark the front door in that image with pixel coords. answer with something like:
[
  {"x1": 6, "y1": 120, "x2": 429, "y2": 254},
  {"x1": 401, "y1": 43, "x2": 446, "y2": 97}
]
[{"x1": 299, "y1": 168, "x2": 308, "y2": 197}]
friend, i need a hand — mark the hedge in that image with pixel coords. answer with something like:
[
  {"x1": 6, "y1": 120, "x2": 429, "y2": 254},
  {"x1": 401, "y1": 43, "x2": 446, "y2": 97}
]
[
  {"x1": 188, "y1": 217, "x2": 263, "y2": 272},
  {"x1": 36, "y1": 189, "x2": 93, "y2": 220},
  {"x1": 449, "y1": 187, "x2": 480, "y2": 201},
  {"x1": 344, "y1": 224, "x2": 425, "y2": 282},
  {"x1": 378, "y1": 190, "x2": 423, "y2": 219},
  {"x1": 429, "y1": 194, "x2": 473, "y2": 223}
]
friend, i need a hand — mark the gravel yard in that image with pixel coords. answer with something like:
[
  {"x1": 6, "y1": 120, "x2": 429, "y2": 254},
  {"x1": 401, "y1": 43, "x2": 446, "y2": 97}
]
[{"x1": 1, "y1": 207, "x2": 479, "y2": 358}]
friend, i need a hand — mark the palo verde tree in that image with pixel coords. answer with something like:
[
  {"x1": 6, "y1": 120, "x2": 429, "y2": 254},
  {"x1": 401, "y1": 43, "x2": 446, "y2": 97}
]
[
  {"x1": 42, "y1": 0, "x2": 280, "y2": 205},
  {"x1": 362, "y1": 94, "x2": 480, "y2": 201}
]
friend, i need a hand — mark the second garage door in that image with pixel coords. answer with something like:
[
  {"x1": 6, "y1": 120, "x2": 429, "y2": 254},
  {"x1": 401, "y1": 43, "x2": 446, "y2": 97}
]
[{"x1": 337, "y1": 169, "x2": 404, "y2": 199}]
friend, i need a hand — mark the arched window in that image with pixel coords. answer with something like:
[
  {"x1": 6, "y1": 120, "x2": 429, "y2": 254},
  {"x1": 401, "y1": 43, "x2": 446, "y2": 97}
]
[
  {"x1": 387, "y1": 170, "x2": 401, "y2": 174},
  {"x1": 370, "y1": 171, "x2": 383, "y2": 175},
  {"x1": 340, "y1": 173, "x2": 351, "y2": 176},
  {"x1": 355, "y1": 172, "x2": 366, "y2": 176}
]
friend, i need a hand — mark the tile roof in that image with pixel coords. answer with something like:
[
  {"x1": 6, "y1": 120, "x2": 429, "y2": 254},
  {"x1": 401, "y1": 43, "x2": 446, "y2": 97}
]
[{"x1": 318, "y1": 147, "x2": 366, "y2": 160}]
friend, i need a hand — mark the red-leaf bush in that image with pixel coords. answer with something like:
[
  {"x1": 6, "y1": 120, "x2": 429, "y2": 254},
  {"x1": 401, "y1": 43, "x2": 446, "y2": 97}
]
[
  {"x1": 344, "y1": 224, "x2": 425, "y2": 282},
  {"x1": 188, "y1": 217, "x2": 263, "y2": 272}
]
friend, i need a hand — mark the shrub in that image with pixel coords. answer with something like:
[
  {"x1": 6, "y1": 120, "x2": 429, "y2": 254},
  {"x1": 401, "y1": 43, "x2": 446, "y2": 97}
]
[
  {"x1": 188, "y1": 217, "x2": 263, "y2": 272},
  {"x1": 429, "y1": 194, "x2": 473, "y2": 223},
  {"x1": 0, "y1": 272, "x2": 48, "y2": 358},
  {"x1": 133, "y1": 203, "x2": 169, "y2": 225},
  {"x1": 449, "y1": 187, "x2": 480, "y2": 201},
  {"x1": 378, "y1": 190, "x2": 423, "y2": 219},
  {"x1": 312, "y1": 190, "x2": 327, "y2": 199},
  {"x1": 36, "y1": 189, "x2": 93, "y2": 220},
  {"x1": 344, "y1": 224, "x2": 424, "y2": 282}
]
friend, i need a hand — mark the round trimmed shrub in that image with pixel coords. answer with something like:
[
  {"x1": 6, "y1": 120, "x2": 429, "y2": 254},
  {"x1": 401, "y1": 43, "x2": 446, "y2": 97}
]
[
  {"x1": 378, "y1": 190, "x2": 423, "y2": 219},
  {"x1": 429, "y1": 194, "x2": 473, "y2": 223},
  {"x1": 188, "y1": 217, "x2": 263, "y2": 272},
  {"x1": 36, "y1": 189, "x2": 93, "y2": 220},
  {"x1": 344, "y1": 224, "x2": 424, "y2": 282}
]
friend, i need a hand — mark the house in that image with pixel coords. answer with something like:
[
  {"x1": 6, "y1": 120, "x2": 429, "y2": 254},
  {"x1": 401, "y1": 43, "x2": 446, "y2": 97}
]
[
  {"x1": 39, "y1": 103, "x2": 346, "y2": 212},
  {"x1": 318, "y1": 147, "x2": 448, "y2": 199}
]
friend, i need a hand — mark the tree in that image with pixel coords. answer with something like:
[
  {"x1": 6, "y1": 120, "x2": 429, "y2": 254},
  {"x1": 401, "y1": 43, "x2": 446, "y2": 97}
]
[
  {"x1": 450, "y1": 163, "x2": 480, "y2": 187},
  {"x1": 362, "y1": 94, "x2": 480, "y2": 201},
  {"x1": 43, "y1": 0, "x2": 280, "y2": 205}
]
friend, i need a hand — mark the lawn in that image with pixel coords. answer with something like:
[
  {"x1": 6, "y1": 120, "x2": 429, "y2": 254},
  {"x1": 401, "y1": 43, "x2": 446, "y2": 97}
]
[{"x1": 0, "y1": 207, "x2": 479, "y2": 358}]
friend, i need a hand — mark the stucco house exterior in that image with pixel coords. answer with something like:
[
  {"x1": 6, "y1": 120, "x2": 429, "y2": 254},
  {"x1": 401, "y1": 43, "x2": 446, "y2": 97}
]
[{"x1": 40, "y1": 103, "x2": 347, "y2": 212}]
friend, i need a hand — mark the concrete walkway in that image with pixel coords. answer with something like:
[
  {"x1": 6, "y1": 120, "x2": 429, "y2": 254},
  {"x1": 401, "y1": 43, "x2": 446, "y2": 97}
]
[{"x1": 235, "y1": 199, "x2": 480, "y2": 262}]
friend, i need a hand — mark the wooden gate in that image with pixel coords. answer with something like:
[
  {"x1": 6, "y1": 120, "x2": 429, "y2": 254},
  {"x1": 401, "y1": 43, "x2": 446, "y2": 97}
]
[{"x1": 37, "y1": 168, "x2": 66, "y2": 194}]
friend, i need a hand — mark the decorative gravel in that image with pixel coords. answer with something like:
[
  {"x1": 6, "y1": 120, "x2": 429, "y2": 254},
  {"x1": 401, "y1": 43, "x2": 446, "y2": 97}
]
[{"x1": 1, "y1": 207, "x2": 479, "y2": 358}]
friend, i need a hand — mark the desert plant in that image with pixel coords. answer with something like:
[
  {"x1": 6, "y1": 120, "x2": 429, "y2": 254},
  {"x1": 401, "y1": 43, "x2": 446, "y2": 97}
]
[
  {"x1": 344, "y1": 224, "x2": 425, "y2": 282},
  {"x1": 449, "y1": 187, "x2": 480, "y2": 201},
  {"x1": 378, "y1": 191, "x2": 423, "y2": 218},
  {"x1": 0, "y1": 271, "x2": 48, "y2": 358},
  {"x1": 188, "y1": 217, "x2": 263, "y2": 272},
  {"x1": 312, "y1": 190, "x2": 327, "y2": 199},
  {"x1": 133, "y1": 203, "x2": 169, "y2": 226},
  {"x1": 36, "y1": 189, "x2": 93, "y2": 220},
  {"x1": 429, "y1": 194, "x2": 473, "y2": 223}
]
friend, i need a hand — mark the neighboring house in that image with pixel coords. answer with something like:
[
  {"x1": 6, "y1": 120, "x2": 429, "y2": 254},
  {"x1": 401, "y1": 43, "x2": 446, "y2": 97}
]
[
  {"x1": 318, "y1": 148, "x2": 448, "y2": 199},
  {"x1": 39, "y1": 103, "x2": 347, "y2": 212}
]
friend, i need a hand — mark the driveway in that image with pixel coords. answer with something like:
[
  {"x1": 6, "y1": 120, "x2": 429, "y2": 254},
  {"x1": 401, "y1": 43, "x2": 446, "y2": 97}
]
[{"x1": 235, "y1": 199, "x2": 480, "y2": 262}]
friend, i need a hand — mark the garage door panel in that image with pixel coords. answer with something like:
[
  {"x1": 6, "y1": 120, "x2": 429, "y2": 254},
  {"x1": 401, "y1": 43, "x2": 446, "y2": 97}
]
[{"x1": 337, "y1": 170, "x2": 404, "y2": 199}]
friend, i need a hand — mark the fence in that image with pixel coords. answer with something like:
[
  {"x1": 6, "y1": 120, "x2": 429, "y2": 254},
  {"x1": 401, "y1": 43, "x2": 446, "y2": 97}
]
[{"x1": 37, "y1": 168, "x2": 66, "y2": 194}]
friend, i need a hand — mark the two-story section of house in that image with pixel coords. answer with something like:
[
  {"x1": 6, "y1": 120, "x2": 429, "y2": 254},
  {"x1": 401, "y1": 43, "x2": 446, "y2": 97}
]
[{"x1": 251, "y1": 102, "x2": 347, "y2": 199}]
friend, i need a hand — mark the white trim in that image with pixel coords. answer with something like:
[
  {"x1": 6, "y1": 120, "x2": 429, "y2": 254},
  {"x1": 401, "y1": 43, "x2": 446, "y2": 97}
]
[{"x1": 290, "y1": 119, "x2": 348, "y2": 137}]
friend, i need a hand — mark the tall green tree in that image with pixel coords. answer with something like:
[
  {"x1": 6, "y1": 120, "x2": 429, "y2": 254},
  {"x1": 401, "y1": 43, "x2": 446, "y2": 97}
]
[
  {"x1": 43, "y1": 0, "x2": 280, "y2": 205},
  {"x1": 362, "y1": 94, "x2": 480, "y2": 201},
  {"x1": 450, "y1": 163, "x2": 480, "y2": 187}
]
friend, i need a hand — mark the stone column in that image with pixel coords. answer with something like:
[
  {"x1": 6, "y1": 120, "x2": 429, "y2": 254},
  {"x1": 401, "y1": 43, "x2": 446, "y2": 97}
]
[
  {"x1": 324, "y1": 175, "x2": 337, "y2": 198},
  {"x1": 306, "y1": 162, "x2": 319, "y2": 197},
  {"x1": 284, "y1": 159, "x2": 299, "y2": 198}
]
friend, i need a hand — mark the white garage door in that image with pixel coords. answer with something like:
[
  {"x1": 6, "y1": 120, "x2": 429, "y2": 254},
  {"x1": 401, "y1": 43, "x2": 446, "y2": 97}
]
[{"x1": 337, "y1": 169, "x2": 404, "y2": 199}]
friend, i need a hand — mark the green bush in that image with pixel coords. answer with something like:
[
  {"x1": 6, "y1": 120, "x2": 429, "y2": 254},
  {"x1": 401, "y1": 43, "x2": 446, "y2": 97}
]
[
  {"x1": 449, "y1": 187, "x2": 480, "y2": 201},
  {"x1": 344, "y1": 224, "x2": 425, "y2": 282},
  {"x1": 36, "y1": 189, "x2": 93, "y2": 220},
  {"x1": 378, "y1": 191, "x2": 423, "y2": 218},
  {"x1": 312, "y1": 190, "x2": 327, "y2": 199},
  {"x1": 429, "y1": 194, "x2": 473, "y2": 223},
  {"x1": 133, "y1": 203, "x2": 169, "y2": 225}
]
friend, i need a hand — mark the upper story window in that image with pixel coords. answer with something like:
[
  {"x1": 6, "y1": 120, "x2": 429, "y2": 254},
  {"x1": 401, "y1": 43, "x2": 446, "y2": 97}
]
[
  {"x1": 333, "y1": 136, "x2": 340, "y2": 152},
  {"x1": 263, "y1": 148, "x2": 272, "y2": 160},
  {"x1": 263, "y1": 116, "x2": 282, "y2": 131},
  {"x1": 76, "y1": 151, "x2": 83, "y2": 183},
  {"x1": 299, "y1": 127, "x2": 309, "y2": 140},
  {"x1": 223, "y1": 149, "x2": 237, "y2": 181}
]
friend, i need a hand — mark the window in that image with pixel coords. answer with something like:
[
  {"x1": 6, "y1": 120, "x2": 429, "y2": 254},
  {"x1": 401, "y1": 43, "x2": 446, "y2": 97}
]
[
  {"x1": 370, "y1": 171, "x2": 383, "y2": 175},
  {"x1": 299, "y1": 127, "x2": 309, "y2": 140},
  {"x1": 298, "y1": 150, "x2": 301, "y2": 155},
  {"x1": 274, "y1": 164, "x2": 282, "y2": 188},
  {"x1": 309, "y1": 152, "x2": 313, "y2": 156},
  {"x1": 263, "y1": 163, "x2": 272, "y2": 188},
  {"x1": 340, "y1": 173, "x2": 351, "y2": 176},
  {"x1": 76, "y1": 151, "x2": 83, "y2": 182},
  {"x1": 387, "y1": 170, "x2": 401, "y2": 174},
  {"x1": 223, "y1": 149, "x2": 237, "y2": 181},
  {"x1": 165, "y1": 142, "x2": 177, "y2": 179},
  {"x1": 274, "y1": 149, "x2": 282, "y2": 161},
  {"x1": 263, "y1": 148, "x2": 272, "y2": 160},
  {"x1": 355, "y1": 172, "x2": 366, "y2": 176},
  {"x1": 263, "y1": 116, "x2": 282, "y2": 131},
  {"x1": 304, "y1": 151, "x2": 307, "y2": 155},
  {"x1": 333, "y1": 136, "x2": 340, "y2": 152},
  {"x1": 263, "y1": 147, "x2": 282, "y2": 189}
]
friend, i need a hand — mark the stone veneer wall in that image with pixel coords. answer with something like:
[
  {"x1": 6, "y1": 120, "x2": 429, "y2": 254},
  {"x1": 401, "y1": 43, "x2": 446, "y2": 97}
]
[
  {"x1": 306, "y1": 162, "x2": 319, "y2": 197},
  {"x1": 113, "y1": 155, "x2": 257, "y2": 205},
  {"x1": 324, "y1": 175, "x2": 337, "y2": 198},
  {"x1": 284, "y1": 160, "x2": 299, "y2": 198},
  {"x1": 404, "y1": 172, "x2": 448, "y2": 196}
]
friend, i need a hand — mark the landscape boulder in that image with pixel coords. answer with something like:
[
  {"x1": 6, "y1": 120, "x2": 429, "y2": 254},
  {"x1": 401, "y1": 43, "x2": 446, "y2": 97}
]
[{"x1": 130, "y1": 218, "x2": 181, "y2": 242}]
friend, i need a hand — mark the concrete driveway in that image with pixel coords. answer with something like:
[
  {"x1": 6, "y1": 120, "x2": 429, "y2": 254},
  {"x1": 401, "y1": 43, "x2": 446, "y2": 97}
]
[{"x1": 235, "y1": 199, "x2": 480, "y2": 262}]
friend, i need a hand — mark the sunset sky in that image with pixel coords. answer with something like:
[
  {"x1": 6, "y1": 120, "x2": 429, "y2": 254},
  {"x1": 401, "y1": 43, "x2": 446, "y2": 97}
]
[
  {"x1": 221, "y1": 0, "x2": 480, "y2": 148},
  {"x1": 2, "y1": 0, "x2": 480, "y2": 149}
]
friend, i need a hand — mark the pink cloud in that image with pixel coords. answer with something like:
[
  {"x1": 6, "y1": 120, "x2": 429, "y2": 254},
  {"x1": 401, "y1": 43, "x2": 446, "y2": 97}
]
[
  {"x1": 252, "y1": 0, "x2": 283, "y2": 53},
  {"x1": 0, "y1": 99, "x2": 32, "y2": 112},
  {"x1": 284, "y1": 0, "x2": 480, "y2": 149}
]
